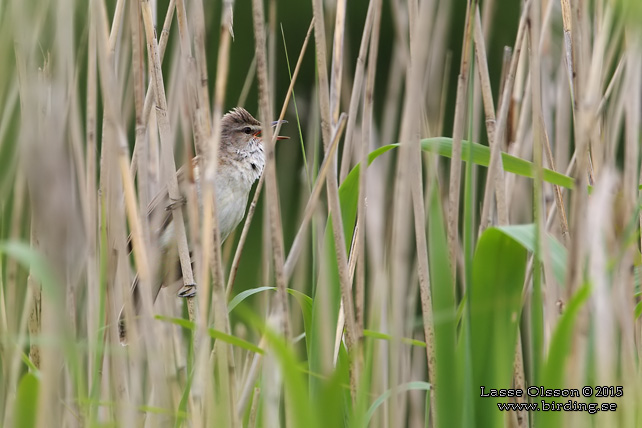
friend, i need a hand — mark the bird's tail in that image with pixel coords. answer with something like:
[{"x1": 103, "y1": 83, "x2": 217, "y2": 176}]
[{"x1": 118, "y1": 274, "x2": 142, "y2": 345}]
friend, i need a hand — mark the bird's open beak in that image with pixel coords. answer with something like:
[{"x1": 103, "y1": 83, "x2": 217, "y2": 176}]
[
  {"x1": 272, "y1": 120, "x2": 289, "y2": 140},
  {"x1": 254, "y1": 120, "x2": 289, "y2": 140}
]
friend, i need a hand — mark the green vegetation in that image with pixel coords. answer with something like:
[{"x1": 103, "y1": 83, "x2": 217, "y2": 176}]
[{"x1": 1, "y1": 0, "x2": 641, "y2": 427}]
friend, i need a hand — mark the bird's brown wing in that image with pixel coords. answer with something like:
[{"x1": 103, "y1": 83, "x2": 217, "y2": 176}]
[
  {"x1": 120, "y1": 163, "x2": 191, "y2": 344},
  {"x1": 125, "y1": 162, "x2": 190, "y2": 255}
]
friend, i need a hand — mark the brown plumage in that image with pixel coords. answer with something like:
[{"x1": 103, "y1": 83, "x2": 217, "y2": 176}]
[{"x1": 118, "y1": 107, "x2": 287, "y2": 343}]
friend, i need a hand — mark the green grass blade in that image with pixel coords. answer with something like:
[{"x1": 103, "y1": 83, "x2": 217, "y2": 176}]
[
  {"x1": 362, "y1": 329, "x2": 427, "y2": 348},
  {"x1": 419, "y1": 138, "x2": 574, "y2": 189},
  {"x1": 427, "y1": 185, "x2": 462, "y2": 428},
  {"x1": 537, "y1": 283, "x2": 591, "y2": 428},
  {"x1": 155, "y1": 315, "x2": 264, "y2": 355},
  {"x1": 365, "y1": 381, "x2": 432, "y2": 425},
  {"x1": 470, "y1": 228, "x2": 527, "y2": 428},
  {"x1": 228, "y1": 287, "x2": 313, "y2": 342},
  {"x1": 14, "y1": 372, "x2": 39, "y2": 428},
  {"x1": 496, "y1": 224, "x2": 567, "y2": 284},
  {"x1": 228, "y1": 286, "x2": 277, "y2": 312}
]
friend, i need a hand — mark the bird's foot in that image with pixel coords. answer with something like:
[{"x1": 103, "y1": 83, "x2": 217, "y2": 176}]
[
  {"x1": 166, "y1": 197, "x2": 187, "y2": 211},
  {"x1": 178, "y1": 283, "x2": 197, "y2": 298}
]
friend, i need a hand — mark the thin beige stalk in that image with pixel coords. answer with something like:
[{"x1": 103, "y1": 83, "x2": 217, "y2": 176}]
[
  {"x1": 310, "y1": 0, "x2": 360, "y2": 402},
  {"x1": 251, "y1": 4, "x2": 292, "y2": 427},
  {"x1": 541, "y1": 128, "x2": 569, "y2": 241},
  {"x1": 483, "y1": 2, "x2": 530, "y2": 227},
  {"x1": 182, "y1": 1, "x2": 237, "y2": 425},
  {"x1": 237, "y1": 56, "x2": 257, "y2": 107},
  {"x1": 333, "y1": 222, "x2": 360, "y2": 364},
  {"x1": 474, "y1": 6, "x2": 506, "y2": 230},
  {"x1": 140, "y1": 0, "x2": 196, "y2": 311},
  {"x1": 189, "y1": 0, "x2": 213, "y2": 153},
  {"x1": 3, "y1": 141, "x2": 24, "y2": 336},
  {"x1": 338, "y1": 0, "x2": 376, "y2": 183},
  {"x1": 356, "y1": 0, "x2": 381, "y2": 341},
  {"x1": 97, "y1": 1, "x2": 151, "y2": 298},
  {"x1": 130, "y1": 0, "x2": 176, "y2": 177},
  {"x1": 3, "y1": 230, "x2": 35, "y2": 427},
  {"x1": 85, "y1": 2, "x2": 100, "y2": 398},
  {"x1": 597, "y1": 56, "x2": 625, "y2": 116},
  {"x1": 395, "y1": 0, "x2": 437, "y2": 422},
  {"x1": 174, "y1": 0, "x2": 207, "y2": 164},
  {"x1": 130, "y1": 0, "x2": 150, "y2": 228},
  {"x1": 447, "y1": 0, "x2": 475, "y2": 283},
  {"x1": 312, "y1": 0, "x2": 332, "y2": 148},
  {"x1": 107, "y1": 0, "x2": 125, "y2": 54},
  {"x1": 210, "y1": 2, "x2": 238, "y2": 425},
  {"x1": 249, "y1": 387, "x2": 261, "y2": 428},
  {"x1": 324, "y1": 118, "x2": 360, "y2": 397},
  {"x1": 329, "y1": 0, "x2": 346, "y2": 125},
  {"x1": 252, "y1": 0, "x2": 290, "y2": 342},
  {"x1": 283, "y1": 116, "x2": 346, "y2": 280},
  {"x1": 325, "y1": 0, "x2": 361, "y2": 398},
  {"x1": 226, "y1": 19, "x2": 314, "y2": 298}
]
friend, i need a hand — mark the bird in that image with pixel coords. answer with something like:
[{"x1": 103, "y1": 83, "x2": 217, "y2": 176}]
[{"x1": 118, "y1": 107, "x2": 288, "y2": 342}]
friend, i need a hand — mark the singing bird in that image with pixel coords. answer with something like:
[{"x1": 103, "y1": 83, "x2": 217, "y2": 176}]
[{"x1": 119, "y1": 107, "x2": 288, "y2": 342}]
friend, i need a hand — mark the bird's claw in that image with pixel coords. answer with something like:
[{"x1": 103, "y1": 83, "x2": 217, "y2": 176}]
[
  {"x1": 178, "y1": 283, "x2": 197, "y2": 298},
  {"x1": 166, "y1": 197, "x2": 187, "y2": 211}
]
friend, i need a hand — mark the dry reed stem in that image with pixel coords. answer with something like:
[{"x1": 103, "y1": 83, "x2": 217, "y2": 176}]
[
  {"x1": 530, "y1": 0, "x2": 571, "y2": 290},
  {"x1": 4, "y1": 165, "x2": 24, "y2": 337},
  {"x1": 447, "y1": 0, "x2": 475, "y2": 284},
  {"x1": 560, "y1": 3, "x2": 595, "y2": 418},
  {"x1": 541, "y1": 128, "x2": 570, "y2": 241},
  {"x1": 498, "y1": 47, "x2": 511, "y2": 115},
  {"x1": 283, "y1": 114, "x2": 345, "y2": 280},
  {"x1": 208, "y1": 2, "x2": 238, "y2": 424},
  {"x1": 92, "y1": 4, "x2": 140, "y2": 424},
  {"x1": 3, "y1": 245, "x2": 34, "y2": 427},
  {"x1": 394, "y1": 0, "x2": 438, "y2": 423},
  {"x1": 338, "y1": 0, "x2": 375, "y2": 183},
  {"x1": 85, "y1": 0, "x2": 100, "y2": 404},
  {"x1": 236, "y1": 335, "x2": 267, "y2": 416},
  {"x1": 528, "y1": 0, "x2": 546, "y2": 392},
  {"x1": 249, "y1": 387, "x2": 261, "y2": 428},
  {"x1": 107, "y1": 0, "x2": 125, "y2": 54},
  {"x1": 333, "y1": 221, "x2": 360, "y2": 364},
  {"x1": 137, "y1": 0, "x2": 176, "y2": 153},
  {"x1": 564, "y1": 1, "x2": 593, "y2": 298},
  {"x1": 180, "y1": 1, "x2": 236, "y2": 424},
  {"x1": 311, "y1": 0, "x2": 332, "y2": 149},
  {"x1": 190, "y1": 0, "x2": 213, "y2": 153},
  {"x1": 330, "y1": 0, "x2": 346, "y2": 126},
  {"x1": 97, "y1": 0, "x2": 152, "y2": 302},
  {"x1": 474, "y1": 6, "x2": 507, "y2": 230},
  {"x1": 131, "y1": 0, "x2": 175, "y2": 176},
  {"x1": 237, "y1": 56, "x2": 258, "y2": 107},
  {"x1": 310, "y1": 0, "x2": 360, "y2": 401},
  {"x1": 174, "y1": 0, "x2": 207, "y2": 168},
  {"x1": 140, "y1": 0, "x2": 196, "y2": 311},
  {"x1": 252, "y1": 0, "x2": 290, "y2": 344},
  {"x1": 483, "y1": 2, "x2": 530, "y2": 226},
  {"x1": 323, "y1": 125, "x2": 360, "y2": 378},
  {"x1": 356, "y1": 0, "x2": 381, "y2": 342},
  {"x1": 206, "y1": 2, "x2": 233, "y2": 308},
  {"x1": 130, "y1": 0, "x2": 150, "y2": 232},
  {"x1": 94, "y1": 2, "x2": 153, "y2": 423},
  {"x1": 227, "y1": 19, "x2": 314, "y2": 297},
  {"x1": 597, "y1": 56, "x2": 625, "y2": 115},
  {"x1": 323, "y1": 0, "x2": 361, "y2": 398}
]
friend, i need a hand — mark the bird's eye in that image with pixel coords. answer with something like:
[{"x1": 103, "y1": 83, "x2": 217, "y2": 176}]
[{"x1": 243, "y1": 127, "x2": 253, "y2": 134}]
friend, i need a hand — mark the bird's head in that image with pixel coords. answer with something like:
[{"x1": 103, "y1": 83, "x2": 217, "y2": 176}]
[{"x1": 220, "y1": 107, "x2": 288, "y2": 151}]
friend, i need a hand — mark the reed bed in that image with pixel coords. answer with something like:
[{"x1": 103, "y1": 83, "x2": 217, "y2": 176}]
[{"x1": 1, "y1": 0, "x2": 641, "y2": 427}]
